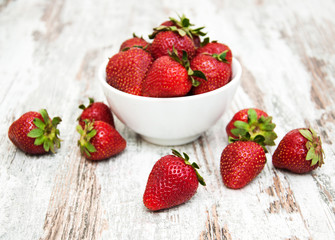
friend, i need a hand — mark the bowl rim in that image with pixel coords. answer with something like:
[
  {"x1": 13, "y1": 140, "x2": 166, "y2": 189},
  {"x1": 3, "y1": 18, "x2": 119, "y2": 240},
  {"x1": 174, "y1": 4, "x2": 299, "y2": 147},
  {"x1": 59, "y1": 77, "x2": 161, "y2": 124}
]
[{"x1": 99, "y1": 57, "x2": 242, "y2": 102}]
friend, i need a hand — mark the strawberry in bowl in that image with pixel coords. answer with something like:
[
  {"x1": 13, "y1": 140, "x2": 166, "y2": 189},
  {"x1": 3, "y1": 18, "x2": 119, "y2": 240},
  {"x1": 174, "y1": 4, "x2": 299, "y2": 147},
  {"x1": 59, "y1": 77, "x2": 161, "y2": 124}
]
[
  {"x1": 99, "y1": 56, "x2": 241, "y2": 145},
  {"x1": 99, "y1": 15, "x2": 242, "y2": 145}
]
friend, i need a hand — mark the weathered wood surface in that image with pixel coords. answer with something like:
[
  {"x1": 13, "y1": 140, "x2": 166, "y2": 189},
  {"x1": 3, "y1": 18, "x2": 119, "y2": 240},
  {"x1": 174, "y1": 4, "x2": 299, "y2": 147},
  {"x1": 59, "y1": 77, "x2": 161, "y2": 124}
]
[{"x1": 1, "y1": 0, "x2": 335, "y2": 239}]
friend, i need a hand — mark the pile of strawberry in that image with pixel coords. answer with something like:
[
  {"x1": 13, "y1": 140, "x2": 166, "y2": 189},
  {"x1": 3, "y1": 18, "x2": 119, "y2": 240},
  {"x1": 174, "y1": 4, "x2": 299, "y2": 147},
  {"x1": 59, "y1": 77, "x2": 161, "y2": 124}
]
[
  {"x1": 8, "y1": 98, "x2": 126, "y2": 160},
  {"x1": 106, "y1": 15, "x2": 233, "y2": 97},
  {"x1": 143, "y1": 108, "x2": 325, "y2": 211},
  {"x1": 7, "y1": 15, "x2": 326, "y2": 213},
  {"x1": 7, "y1": 104, "x2": 325, "y2": 211},
  {"x1": 221, "y1": 108, "x2": 324, "y2": 189}
]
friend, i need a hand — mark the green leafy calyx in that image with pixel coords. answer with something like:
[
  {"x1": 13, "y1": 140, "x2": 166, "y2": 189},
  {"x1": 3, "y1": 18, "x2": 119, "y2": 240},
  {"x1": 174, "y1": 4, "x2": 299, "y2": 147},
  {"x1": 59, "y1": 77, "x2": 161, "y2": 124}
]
[
  {"x1": 77, "y1": 120, "x2": 97, "y2": 157},
  {"x1": 299, "y1": 128, "x2": 325, "y2": 167},
  {"x1": 199, "y1": 37, "x2": 218, "y2": 47},
  {"x1": 172, "y1": 149, "x2": 206, "y2": 186},
  {"x1": 228, "y1": 109, "x2": 277, "y2": 153},
  {"x1": 132, "y1": 33, "x2": 143, "y2": 39},
  {"x1": 121, "y1": 44, "x2": 150, "y2": 52},
  {"x1": 79, "y1": 97, "x2": 94, "y2": 110},
  {"x1": 168, "y1": 47, "x2": 207, "y2": 87},
  {"x1": 27, "y1": 109, "x2": 62, "y2": 153},
  {"x1": 212, "y1": 50, "x2": 229, "y2": 64},
  {"x1": 149, "y1": 14, "x2": 206, "y2": 39}
]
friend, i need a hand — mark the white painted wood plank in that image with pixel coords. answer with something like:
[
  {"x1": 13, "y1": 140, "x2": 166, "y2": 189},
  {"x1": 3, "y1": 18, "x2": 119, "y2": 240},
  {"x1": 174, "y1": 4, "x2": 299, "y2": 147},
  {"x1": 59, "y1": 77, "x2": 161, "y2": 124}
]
[{"x1": 0, "y1": 0, "x2": 334, "y2": 239}]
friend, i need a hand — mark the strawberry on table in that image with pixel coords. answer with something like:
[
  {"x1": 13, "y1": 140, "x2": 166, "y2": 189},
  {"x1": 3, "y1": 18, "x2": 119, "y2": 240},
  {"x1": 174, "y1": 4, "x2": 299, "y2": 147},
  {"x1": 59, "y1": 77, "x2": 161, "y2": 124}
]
[
  {"x1": 8, "y1": 109, "x2": 61, "y2": 155},
  {"x1": 119, "y1": 33, "x2": 149, "y2": 51},
  {"x1": 78, "y1": 97, "x2": 114, "y2": 128},
  {"x1": 272, "y1": 128, "x2": 325, "y2": 173},
  {"x1": 226, "y1": 108, "x2": 277, "y2": 147},
  {"x1": 220, "y1": 108, "x2": 277, "y2": 189},
  {"x1": 106, "y1": 47, "x2": 153, "y2": 96},
  {"x1": 220, "y1": 141, "x2": 266, "y2": 189},
  {"x1": 77, "y1": 120, "x2": 126, "y2": 161},
  {"x1": 141, "y1": 48, "x2": 206, "y2": 97},
  {"x1": 143, "y1": 149, "x2": 206, "y2": 211},
  {"x1": 190, "y1": 50, "x2": 232, "y2": 95}
]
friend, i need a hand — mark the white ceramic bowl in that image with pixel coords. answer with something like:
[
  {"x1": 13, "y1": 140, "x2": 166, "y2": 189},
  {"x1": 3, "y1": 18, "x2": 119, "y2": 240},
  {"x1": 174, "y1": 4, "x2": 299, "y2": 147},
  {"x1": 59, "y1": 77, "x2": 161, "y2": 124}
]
[{"x1": 99, "y1": 57, "x2": 242, "y2": 146}]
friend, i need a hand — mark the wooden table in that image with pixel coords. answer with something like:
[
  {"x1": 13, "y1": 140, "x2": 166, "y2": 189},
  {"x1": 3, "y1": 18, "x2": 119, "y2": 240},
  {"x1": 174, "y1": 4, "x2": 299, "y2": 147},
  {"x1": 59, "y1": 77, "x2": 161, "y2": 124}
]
[{"x1": 1, "y1": 0, "x2": 334, "y2": 239}]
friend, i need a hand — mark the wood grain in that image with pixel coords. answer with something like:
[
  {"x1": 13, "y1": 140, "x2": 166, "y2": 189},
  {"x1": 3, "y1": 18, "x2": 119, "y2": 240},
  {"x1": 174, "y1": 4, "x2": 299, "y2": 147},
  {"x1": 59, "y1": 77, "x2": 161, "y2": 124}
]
[{"x1": 0, "y1": 0, "x2": 335, "y2": 239}]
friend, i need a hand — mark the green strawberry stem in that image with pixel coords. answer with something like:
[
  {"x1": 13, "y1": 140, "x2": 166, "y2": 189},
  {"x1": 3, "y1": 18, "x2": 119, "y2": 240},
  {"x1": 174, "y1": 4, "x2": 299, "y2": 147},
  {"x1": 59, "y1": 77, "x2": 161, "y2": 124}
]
[
  {"x1": 27, "y1": 109, "x2": 62, "y2": 153},
  {"x1": 212, "y1": 50, "x2": 229, "y2": 64},
  {"x1": 169, "y1": 14, "x2": 207, "y2": 38},
  {"x1": 200, "y1": 37, "x2": 211, "y2": 47},
  {"x1": 78, "y1": 97, "x2": 94, "y2": 121},
  {"x1": 121, "y1": 44, "x2": 150, "y2": 52},
  {"x1": 229, "y1": 109, "x2": 277, "y2": 153},
  {"x1": 202, "y1": 50, "x2": 230, "y2": 64},
  {"x1": 168, "y1": 47, "x2": 207, "y2": 87},
  {"x1": 126, "y1": 34, "x2": 151, "y2": 51},
  {"x1": 172, "y1": 149, "x2": 206, "y2": 186},
  {"x1": 77, "y1": 120, "x2": 97, "y2": 157},
  {"x1": 79, "y1": 97, "x2": 94, "y2": 110},
  {"x1": 149, "y1": 14, "x2": 206, "y2": 39},
  {"x1": 299, "y1": 128, "x2": 325, "y2": 167},
  {"x1": 132, "y1": 32, "x2": 144, "y2": 39}
]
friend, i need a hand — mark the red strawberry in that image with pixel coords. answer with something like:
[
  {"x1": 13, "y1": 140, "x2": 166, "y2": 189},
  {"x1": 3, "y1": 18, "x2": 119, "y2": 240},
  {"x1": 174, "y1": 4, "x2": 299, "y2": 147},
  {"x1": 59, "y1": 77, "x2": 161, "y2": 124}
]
[
  {"x1": 220, "y1": 141, "x2": 266, "y2": 189},
  {"x1": 141, "y1": 49, "x2": 206, "y2": 97},
  {"x1": 160, "y1": 20, "x2": 175, "y2": 27},
  {"x1": 106, "y1": 47, "x2": 153, "y2": 95},
  {"x1": 157, "y1": 15, "x2": 204, "y2": 48},
  {"x1": 149, "y1": 31, "x2": 196, "y2": 59},
  {"x1": 8, "y1": 109, "x2": 61, "y2": 155},
  {"x1": 226, "y1": 108, "x2": 277, "y2": 148},
  {"x1": 119, "y1": 33, "x2": 149, "y2": 51},
  {"x1": 196, "y1": 39, "x2": 233, "y2": 65},
  {"x1": 149, "y1": 15, "x2": 206, "y2": 59},
  {"x1": 190, "y1": 51, "x2": 232, "y2": 95},
  {"x1": 272, "y1": 128, "x2": 324, "y2": 173},
  {"x1": 143, "y1": 150, "x2": 205, "y2": 211},
  {"x1": 77, "y1": 120, "x2": 126, "y2": 161},
  {"x1": 78, "y1": 97, "x2": 114, "y2": 128},
  {"x1": 193, "y1": 36, "x2": 202, "y2": 48}
]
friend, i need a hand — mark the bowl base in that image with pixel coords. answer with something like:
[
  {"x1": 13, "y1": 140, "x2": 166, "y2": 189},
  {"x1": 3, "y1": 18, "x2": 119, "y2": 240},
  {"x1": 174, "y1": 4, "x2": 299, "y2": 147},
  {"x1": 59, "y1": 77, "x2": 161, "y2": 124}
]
[{"x1": 140, "y1": 134, "x2": 202, "y2": 146}]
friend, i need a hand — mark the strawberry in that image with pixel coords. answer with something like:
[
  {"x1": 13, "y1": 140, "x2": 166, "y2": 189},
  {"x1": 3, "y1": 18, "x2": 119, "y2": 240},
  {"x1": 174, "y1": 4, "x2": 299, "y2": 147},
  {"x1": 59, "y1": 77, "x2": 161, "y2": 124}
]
[
  {"x1": 156, "y1": 15, "x2": 205, "y2": 48},
  {"x1": 77, "y1": 120, "x2": 126, "y2": 161},
  {"x1": 78, "y1": 97, "x2": 114, "y2": 128},
  {"x1": 119, "y1": 33, "x2": 149, "y2": 51},
  {"x1": 190, "y1": 51, "x2": 232, "y2": 95},
  {"x1": 149, "y1": 15, "x2": 206, "y2": 59},
  {"x1": 149, "y1": 31, "x2": 196, "y2": 60},
  {"x1": 8, "y1": 109, "x2": 61, "y2": 155},
  {"x1": 160, "y1": 20, "x2": 175, "y2": 27},
  {"x1": 226, "y1": 108, "x2": 277, "y2": 148},
  {"x1": 272, "y1": 128, "x2": 325, "y2": 173},
  {"x1": 143, "y1": 149, "x2": 205, "y2": 211},
  {"x1": 106, "y1": 47, "x2": 153, "y2": 95},
  {"x1": 220, "y1": 141, "x2": 266, "y2": 189},
  {"x1": 193, "y1": 35, "x2": 202, "y2": 48},
  {"x1": 141, "y1": 49, "x2": 206, "y2": 97},
  {"x1": 196, "y1": 39, "x2": 233, "y2": 65}
]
